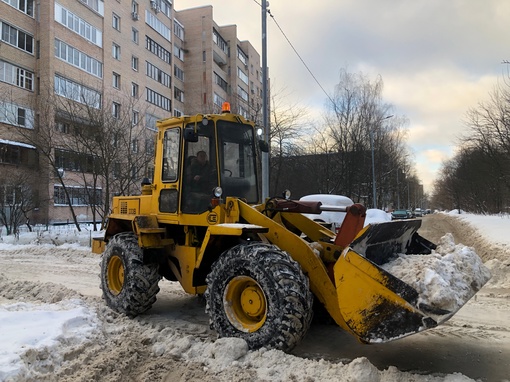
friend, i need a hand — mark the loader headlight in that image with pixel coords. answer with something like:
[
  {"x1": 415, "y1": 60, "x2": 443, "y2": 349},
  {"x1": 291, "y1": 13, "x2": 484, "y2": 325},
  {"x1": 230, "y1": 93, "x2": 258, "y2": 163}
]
[
  {"x1": 214, "y1": 187, "x2": 223, "y2": 198},
  {"x1": 282, "y1": 189, "x2": 291, "y2": 200}
]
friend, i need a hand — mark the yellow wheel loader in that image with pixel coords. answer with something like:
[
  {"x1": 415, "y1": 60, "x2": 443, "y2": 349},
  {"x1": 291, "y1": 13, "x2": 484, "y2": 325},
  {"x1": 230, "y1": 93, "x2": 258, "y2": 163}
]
[{"x1": 93, "y1": 104, "x2": 488, "y2": 352}]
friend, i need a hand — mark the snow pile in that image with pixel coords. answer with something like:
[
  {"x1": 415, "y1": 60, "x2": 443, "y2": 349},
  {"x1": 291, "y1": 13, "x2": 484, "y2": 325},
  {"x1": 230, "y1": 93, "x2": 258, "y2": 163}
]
[
  {"x1": 0, "y1": 229, "x2": 94, "y2": 247},
  {"x1": 381, "y1": 233, "x2": 491, "y2": 313},
  {"x1": 148, "y1": 329, "x2": 475, "y2": 382},
  {"x1": 484, "y1": 258, "x2": 510, "y2": 289},
  {"x1": 0, "y1": 299, "x2": 99, "y2": 381}
]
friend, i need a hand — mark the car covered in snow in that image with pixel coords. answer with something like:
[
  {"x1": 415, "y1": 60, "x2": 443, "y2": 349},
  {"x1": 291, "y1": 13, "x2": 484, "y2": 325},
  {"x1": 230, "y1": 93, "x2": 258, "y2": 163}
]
[{"x1": 299, "y1": 194, "x2": 354, "y2": 233}]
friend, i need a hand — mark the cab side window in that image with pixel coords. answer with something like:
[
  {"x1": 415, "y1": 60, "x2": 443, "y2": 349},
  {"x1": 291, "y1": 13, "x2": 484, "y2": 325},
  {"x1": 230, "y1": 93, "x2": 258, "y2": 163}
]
[{"x1": 162, "y1": 129, "x2": 180, "y2": 182}]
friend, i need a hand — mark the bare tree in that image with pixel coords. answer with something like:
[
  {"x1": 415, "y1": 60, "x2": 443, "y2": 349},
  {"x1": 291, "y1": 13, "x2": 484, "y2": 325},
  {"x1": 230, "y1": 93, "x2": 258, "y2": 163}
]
[
  {"x1": 463, "y1": 82, "x2": 510, "y2": 193},
  {"x1": 322, "y1": 69, "x2": 412, "y2": 208},
  {"x1": 53, "y1": 88, "x2": 156, "y2": 228},
  {"x1": 269, "y1": 86, "x2": 309, "y2": 195},
  {"x1": 0, "y1": 170, "x2": 36, "y2": 236},
  {"x1": 11, "y1": 79, "x2": 157, "y2": 230}
]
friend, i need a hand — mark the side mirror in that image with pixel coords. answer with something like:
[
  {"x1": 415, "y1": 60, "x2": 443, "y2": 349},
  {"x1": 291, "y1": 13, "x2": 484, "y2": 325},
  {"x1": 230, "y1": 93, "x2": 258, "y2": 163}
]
[
  {"x1": 184, "y1": 125, "x2": 198, "y2": 142},
  {"x1": 259, "y1": 140, "x2": 269, "y2": 153}
]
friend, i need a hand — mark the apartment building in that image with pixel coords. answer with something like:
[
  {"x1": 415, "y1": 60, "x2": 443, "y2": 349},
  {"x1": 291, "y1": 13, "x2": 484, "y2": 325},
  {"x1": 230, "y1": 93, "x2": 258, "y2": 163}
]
[
  {"x1": 0, "y1": 0, "x2": 266, "y2": 227},
  {"x1": 176, "y1": 6, "x2": 266, "y2": 124}
]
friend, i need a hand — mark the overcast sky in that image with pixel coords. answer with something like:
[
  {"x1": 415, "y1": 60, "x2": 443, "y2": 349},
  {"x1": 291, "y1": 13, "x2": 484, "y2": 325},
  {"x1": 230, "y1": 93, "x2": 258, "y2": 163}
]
[{"x1": 176, "y1": 1, "x2": 509, "y2": 193}]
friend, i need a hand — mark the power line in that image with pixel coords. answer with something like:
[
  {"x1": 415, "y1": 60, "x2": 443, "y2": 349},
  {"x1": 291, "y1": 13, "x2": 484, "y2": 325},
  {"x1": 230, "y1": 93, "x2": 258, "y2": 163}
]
[{"x1": 252, "y1": 1, "x2": 336, "y2": 105}]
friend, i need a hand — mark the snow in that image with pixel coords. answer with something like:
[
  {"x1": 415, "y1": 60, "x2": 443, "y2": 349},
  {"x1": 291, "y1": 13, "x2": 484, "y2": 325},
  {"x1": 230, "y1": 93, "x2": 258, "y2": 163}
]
[
  {"x1": 0, "y1": 214, "x2": 509, "y2": 381},
  {"x1": 381, "y1": 233, "x2": 491, "y2": 317},
  {"x1": 365, "y1": 208, "x2": 392, "y2": 225},
  {"x1": 300, "y1": 194, "x2": 354, "y2": 228},
  {"x1": 0, "y1": 300, "x2": 98, "y2": 381}
]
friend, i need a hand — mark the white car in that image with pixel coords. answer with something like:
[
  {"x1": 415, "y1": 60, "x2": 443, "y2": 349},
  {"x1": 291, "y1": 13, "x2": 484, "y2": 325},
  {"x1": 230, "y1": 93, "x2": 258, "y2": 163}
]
[{"x1": 299, "y1": 194, "x2": 354, "y2": 233}]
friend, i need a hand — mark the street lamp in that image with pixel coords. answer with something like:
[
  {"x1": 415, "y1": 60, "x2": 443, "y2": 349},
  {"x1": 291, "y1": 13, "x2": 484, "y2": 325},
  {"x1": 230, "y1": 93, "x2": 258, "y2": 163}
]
[{"x1": 370, "y1": 115, "x2": 393, "y2": 209}]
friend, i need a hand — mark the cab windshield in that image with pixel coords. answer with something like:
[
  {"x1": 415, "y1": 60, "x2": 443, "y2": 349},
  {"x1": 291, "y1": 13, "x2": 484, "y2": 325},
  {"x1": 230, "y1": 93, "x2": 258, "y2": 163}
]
[{"x1": 217, "y1": 120, "x2": 258, "y2": 204}]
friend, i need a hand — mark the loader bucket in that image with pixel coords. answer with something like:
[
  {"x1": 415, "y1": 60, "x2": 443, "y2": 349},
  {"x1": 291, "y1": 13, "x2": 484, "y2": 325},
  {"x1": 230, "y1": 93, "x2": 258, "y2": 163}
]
[{"x1": 333, "y1": 219, "x2": 487, "y2": 343}]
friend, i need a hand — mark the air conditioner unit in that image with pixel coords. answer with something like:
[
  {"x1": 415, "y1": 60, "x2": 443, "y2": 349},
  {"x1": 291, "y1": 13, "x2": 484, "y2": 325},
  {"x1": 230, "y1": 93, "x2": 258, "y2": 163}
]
[
  {"x1": 131, "y1": 12, "x2": 139, "y2": 20},
  {"x1": 150, "y1": 0, "x2": 159, "y2": 12}
]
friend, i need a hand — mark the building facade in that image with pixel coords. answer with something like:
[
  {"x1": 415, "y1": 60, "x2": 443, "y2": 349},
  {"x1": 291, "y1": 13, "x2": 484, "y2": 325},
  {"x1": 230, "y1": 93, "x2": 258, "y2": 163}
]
[{"x1": 0, "y1": 0, "x2": 267, "y2": 227}]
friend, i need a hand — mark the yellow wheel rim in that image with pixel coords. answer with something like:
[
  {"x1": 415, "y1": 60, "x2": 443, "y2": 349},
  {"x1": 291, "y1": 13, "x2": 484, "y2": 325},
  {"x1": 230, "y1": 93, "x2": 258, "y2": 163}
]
[
  {"x1": 107, "y1": 255, "x2": 124, "y2": 295},
  {"x1": 224, "y1": 276, "x2": 267, "y2": 332}
]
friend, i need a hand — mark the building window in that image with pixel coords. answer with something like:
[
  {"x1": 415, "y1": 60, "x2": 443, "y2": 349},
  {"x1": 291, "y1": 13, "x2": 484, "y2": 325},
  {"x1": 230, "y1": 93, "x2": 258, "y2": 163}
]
[
  {"x1": 0, "y1": 60, "x2": 34, "y2": 91},
  {"x1": 54, "y1": 185, "x2": 102, "y2": 206},
  {"x1": 131, "y1": 1, "x2": 139, "y2": 14},
  {"x1": 131, "y1": 139, "x2": 138, "y2": 153},
  {"x1": 159, "y1": 0, "x2": 172, "y2": 18},
  {"x1": 131, "y1": 27, "x2": 139, "y2": 44},
  {"x1": 174, "y1": 20, "x2": 184, "y2": 40},
  {"x1": 174, "y1": 65, "x2": 184, "y2": 81},
  {"x1": 145, "y1": 113, "x2": 160, "y2": 131},
  {"x1": 0, "y1": 101, "x2": 34, "y2": 129},
  {"x1": 237, "y1": 67, "x2": 249, "y2": 85},
  {"x1": 54, "y1": 75, "x2": 101, "y2": 108},
  {"x1": 145, "y1": 35, "x2": 171, "y2": 64},
  {"x1": 112, "y1": 72, "x2": 120, "y2": 89},
  {"x1": 132, "y1": 110, "x2": 139, "y2": 125},
  {"x1": 173, "y1": 109, "x2": 182, "y2": 117},
  {"x1": 213, "y1": 92, "x2": 225, "y2": 108},
  {"x1": 213, "y1": 29, "x2": 228, "y2": 54},
  {"x1": 146, "y1": 61, "x2": 171, "y2": 88},
  {"x1": 112, "y1": 102, "x2": 121, "y2": 119},
  {"x1": 0, "y1": 144, "x2": 20, "y2": 165},
  {"x1": 174, "y1": 87, "x2": 184, "y2": 103},
  {"x1": 0, "y1": 22, "x2": 34, "y2": 54},
  {"x1": 173, "y1": 46, "x2": 184, "y2": 61},
  {"x1": 237, "y1": 47, "x2": 248, "y2": 65},
  {"x1": 54, "y1": 39, "x2": 103, "y2": 78},
  {"x1": 78, "y1": 0, "x2": 104, "y2": 15},
  {"x1": 238, "y1": 86, "x2": 249, "y2": 102},
  {"x1": 2, "y1": 0, "x2": 35, "y2": 17},
  {"x1": 55, "y1": 121, "x2": 70, "y2": 134},
  {"x1": 132, "y1": 56, "x2": 139, "y2": 71},
  {"x1": 146, "y1": 88, "x2": 171, "y2": 112},
  {"x1": 112, "y1": 43, "x2": 121, "y2": 60},
  {"x1": 112, "y1": 13, "x2": 121, "y2": 31},
  {"x1": 54, "y1": 3, "x2": 103, "y2": 47},
  {"x1": 214, "y1": 72, "x2": 227, "y2": 92},
  {"x1": 131, "y1": 82, "x2": 139, "y2": 97},
  {"x1": 145, "y1": 10, "x2": 171, "y2": 41},
  {"x1": 238, "y1": 105, "x2": 249, "y2": 119}
]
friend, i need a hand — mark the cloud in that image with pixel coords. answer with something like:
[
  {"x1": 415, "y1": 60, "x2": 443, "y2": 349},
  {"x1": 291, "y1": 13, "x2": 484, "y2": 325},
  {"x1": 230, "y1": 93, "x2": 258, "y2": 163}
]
[{"x1": 177, "y1": 0, "x2": 507, "y2": 193}]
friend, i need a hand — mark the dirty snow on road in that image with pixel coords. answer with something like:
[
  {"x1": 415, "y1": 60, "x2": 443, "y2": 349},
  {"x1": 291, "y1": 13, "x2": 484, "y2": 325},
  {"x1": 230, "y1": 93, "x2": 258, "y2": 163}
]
[{"x1": 0, "y1": 214, "x2": 509, "y2": 381}]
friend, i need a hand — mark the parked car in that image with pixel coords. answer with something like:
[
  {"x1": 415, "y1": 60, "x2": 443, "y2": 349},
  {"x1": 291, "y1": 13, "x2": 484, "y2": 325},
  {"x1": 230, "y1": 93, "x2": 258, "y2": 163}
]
[
  {"x1": 414, "y1": 208, "x2": 423, "y2": 217},
  {"x1": 391, "y1": 209, "x2": 410, "y2": 220},
  {"x1": 299, "y1": 194, "x2": 354, "y2": 233}
]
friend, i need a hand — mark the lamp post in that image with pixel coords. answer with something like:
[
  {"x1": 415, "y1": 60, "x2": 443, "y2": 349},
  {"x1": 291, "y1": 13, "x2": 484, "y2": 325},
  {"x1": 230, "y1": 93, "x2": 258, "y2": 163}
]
[{"x1": 370, "y1": 115, "x2": 393, "y2": 209}]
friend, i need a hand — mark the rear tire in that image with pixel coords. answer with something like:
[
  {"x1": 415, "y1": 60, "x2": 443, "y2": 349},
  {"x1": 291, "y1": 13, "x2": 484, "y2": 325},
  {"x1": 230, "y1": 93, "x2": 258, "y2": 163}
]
[
  {"x1": 205, "y1": 243, "x2": 313, "y2": 352},
  {"x1": 100, "y1": 232, "x2": 161, "y2": 316}
]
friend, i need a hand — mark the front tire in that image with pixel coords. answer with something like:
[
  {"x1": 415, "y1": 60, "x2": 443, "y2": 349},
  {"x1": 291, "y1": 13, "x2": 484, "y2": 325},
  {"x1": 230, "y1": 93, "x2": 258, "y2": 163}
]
[
  {"x1": 100, "y1": 232, "x2": 161, "y2": 316},
  {"x1": 205, "y1": 243, "x2": 313, "y2": 352}
]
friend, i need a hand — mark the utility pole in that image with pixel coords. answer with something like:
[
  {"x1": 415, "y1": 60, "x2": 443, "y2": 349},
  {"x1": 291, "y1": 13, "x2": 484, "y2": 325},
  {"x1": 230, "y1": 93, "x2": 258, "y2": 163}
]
[{"x1": 261, "y1": 1, "x2": 269, "y2": 200}]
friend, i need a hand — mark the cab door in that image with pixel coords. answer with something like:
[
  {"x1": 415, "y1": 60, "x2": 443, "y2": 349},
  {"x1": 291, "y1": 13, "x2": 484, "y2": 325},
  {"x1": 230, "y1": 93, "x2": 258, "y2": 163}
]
[{"x1": 158, "y1": 127, "x2": 181, "y2": 214}]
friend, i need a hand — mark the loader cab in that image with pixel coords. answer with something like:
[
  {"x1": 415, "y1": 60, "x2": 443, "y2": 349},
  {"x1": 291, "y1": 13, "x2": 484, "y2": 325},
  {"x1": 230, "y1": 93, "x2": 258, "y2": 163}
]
[{"x1": 158, "y1": 112, "x2": 260, "y2": 215}]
